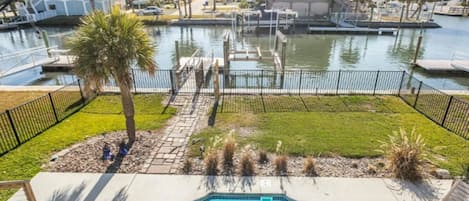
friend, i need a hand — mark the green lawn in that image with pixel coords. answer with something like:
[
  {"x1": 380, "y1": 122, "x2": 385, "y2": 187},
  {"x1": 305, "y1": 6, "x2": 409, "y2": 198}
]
[
  {"x1": 190, "y1": 95, "x2": 469, "y2": 175},
  {"x1": 0, "y1": 94, "x2": 176, "y2": 201}
]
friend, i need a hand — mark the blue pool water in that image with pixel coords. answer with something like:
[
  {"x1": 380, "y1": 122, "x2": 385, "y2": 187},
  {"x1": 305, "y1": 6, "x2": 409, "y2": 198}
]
[{"x1": 197, "y1": 193, "x2": 294, "y2": 201}]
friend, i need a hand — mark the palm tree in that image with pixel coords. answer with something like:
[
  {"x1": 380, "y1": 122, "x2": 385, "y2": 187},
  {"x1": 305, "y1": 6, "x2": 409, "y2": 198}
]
[{"x1": 68, "y1": 6, "x2": 156, "y2": 143}]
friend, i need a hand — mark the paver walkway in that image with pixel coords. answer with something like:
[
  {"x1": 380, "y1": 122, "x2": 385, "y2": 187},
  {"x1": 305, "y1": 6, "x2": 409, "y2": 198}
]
[{"x1": 140, "y1": 95, "x2": 212, "y2": 174}]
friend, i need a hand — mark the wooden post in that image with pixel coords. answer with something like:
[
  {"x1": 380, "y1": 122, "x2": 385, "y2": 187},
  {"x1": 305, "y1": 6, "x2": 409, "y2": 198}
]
[
  {"x1": 0, "y1": 180, "x2": 37, "y2": 201},
  {"x1": 41, "y1": 31, "x2": 51, "y2": 57},
  {"x1": 175, "y1": 41, "x2": 180, "y2": 69},
  {"x1": 241, "y1": 13, "x2": 245, "y2": 35},
  {"x1": 413, "y1": 34, "x2": 423, "y2": 65},
  {"x1": 398, "y1": 5, "x2": 405, "y2": 35},
  {"x1": 256, "y1": 13, "x2": 260, "y2": 36},
  {"x1": 213, "y1": 60, "x2": 220, "y2": 101},
  {"x1": 281, "y1": 40, "x2": 287, "y2": 71}
]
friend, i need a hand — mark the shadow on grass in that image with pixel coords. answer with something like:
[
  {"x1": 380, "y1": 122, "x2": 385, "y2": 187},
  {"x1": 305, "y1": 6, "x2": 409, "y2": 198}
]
[
  {"x1": 208, "y1": 100, "x2": 219, "y2": 127},
  {"x1": 161, "y1": 94, "x2": 177, "y2": 115}
]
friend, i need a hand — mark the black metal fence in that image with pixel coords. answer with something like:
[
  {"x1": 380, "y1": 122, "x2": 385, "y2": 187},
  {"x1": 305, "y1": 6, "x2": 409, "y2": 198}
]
[
  {"x1": 398, "y1": 73, "x2": 469, "y2": 140},
  {"x1": 1, "y1": 69, "x2": 467, "y2": 156},
  {"x1": 124, "y1": 69, "x2": 468, "y2": 140},
  {"x1": 0, "y1": 81, "x2": 96, "y2": 156}
]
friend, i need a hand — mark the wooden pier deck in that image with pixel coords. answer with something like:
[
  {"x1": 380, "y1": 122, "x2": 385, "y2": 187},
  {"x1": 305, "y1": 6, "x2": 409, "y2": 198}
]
[
  {"x1": 308, "y1": 27, "x2": 398, "y2": 35},
  {"x1": 42, "y1": 56, "x2": 75, "y2": 72},
  {"x1": 415, "y1": 59, "x2": 469, "y2": 72}
]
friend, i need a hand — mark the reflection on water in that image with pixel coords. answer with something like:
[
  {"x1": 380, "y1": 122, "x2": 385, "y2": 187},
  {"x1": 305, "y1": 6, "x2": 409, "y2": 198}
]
[{"x1": 0, "y1": 15, "x2": 469, "y2": 89}]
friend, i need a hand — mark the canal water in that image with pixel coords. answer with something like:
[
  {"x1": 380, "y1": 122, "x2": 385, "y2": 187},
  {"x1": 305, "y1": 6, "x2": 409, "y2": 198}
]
[{"x1": 0, "y1": 15, "x2": 468, "y2": 90}]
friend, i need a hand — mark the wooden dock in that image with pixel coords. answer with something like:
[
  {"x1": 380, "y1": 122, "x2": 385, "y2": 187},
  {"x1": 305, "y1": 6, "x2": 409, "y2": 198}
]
[
  {"x1": 42, "y1": 56, "x2": 75, "y2": 72},
  {"x1": 308, "y1": 27, "x2": 398, "y2": 35},
  {"x1": 415, "y1": 59, "x2": 469, "y2": 72}
]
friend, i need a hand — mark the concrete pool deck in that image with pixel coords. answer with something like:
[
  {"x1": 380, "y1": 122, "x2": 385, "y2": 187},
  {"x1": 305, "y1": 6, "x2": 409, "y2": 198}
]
[{"x1": 8, "y1": 172, "x2": 453, "y2": 201}]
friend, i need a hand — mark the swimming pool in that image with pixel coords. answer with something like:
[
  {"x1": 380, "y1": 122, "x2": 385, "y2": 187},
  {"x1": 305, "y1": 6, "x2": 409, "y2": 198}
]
[{"x1": 196, "y1": 193, "x2": 295, "y2": 201}]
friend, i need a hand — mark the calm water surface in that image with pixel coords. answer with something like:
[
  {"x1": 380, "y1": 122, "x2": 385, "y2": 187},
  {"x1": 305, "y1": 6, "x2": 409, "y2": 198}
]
[{"x1": 1, "y1": 15, "x2": 469, "y2": 89}]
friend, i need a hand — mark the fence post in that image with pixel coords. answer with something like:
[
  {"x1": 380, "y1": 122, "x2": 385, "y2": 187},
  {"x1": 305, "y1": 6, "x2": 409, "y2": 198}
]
[
  {"x1": 221, "y1": 69, "x2": 225, "y2": 113},
  {"x1": 131, "y1": 69, "x2": 137, "y2": 93},
  {"x1": 298, "y1": 70, "x2": 303, "y2": 96},
  {"x1": 413, "y1": 81, "x2": 423, "y2": 108},
  {"x1": 336, "y1": 70, "x2": 341, "y2": 95},
  {"x1": 6, "y1": 110, "x2": 21, "y2": 145},
  {"x1": 77, "y1": 79, "x2": 85, "y2": 105},
  {"x1": 48, "y1": 93, "x2": 59, "y2": 122},
  {"x1": 397, "y1": 71, "x2": 405, "y2": 96},
  {"x1": 441, "y1": 96, "x2": 454, "y2": 126},
  {"x1": 169, "y1": 70, "x2": 176, "y2": 95},
  {"x1": 373, "y1": 70, "x2": 380, "y2": 96},
  {"x1": 261, "y1": 70, "x2": 264, "y2": 96}
]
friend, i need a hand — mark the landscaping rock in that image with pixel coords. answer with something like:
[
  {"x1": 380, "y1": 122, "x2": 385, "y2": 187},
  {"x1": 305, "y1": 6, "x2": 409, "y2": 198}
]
[
  {"x1": 432, "y1": 168, "x2": 451, "y2": 179},
  {"x1": 46, "y1": 130, "x2": 163, "y2": 173}
]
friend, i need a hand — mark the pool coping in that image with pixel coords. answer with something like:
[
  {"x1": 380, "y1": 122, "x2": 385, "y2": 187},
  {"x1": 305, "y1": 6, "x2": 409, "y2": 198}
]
[{"x1": 8, "y1": 172, "x2": 453, "y2": 201}]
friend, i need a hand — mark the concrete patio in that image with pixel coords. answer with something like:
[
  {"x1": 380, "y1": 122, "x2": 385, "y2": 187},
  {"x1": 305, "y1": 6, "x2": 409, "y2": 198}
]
[{"x1": 8, "y1": 172, "x2": 453, "y2": 201}]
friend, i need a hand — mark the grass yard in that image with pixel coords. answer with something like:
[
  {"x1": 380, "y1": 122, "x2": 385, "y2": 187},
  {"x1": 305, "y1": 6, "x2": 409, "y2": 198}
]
[
  {"x1": 0, "y1": 94, "x2": 176, "y2": 201},
  {"x1": 189, "y1": 95, "x2": 469, "y2": 175},
  {"x1": 0, "y1": 91, "x2": 48, "y2": 112}
]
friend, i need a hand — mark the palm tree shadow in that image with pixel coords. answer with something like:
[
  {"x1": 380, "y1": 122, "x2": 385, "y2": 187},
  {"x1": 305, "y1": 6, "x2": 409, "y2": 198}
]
[
  {"x1": 161, "y1": 94, "x2": 177, "y2": 114},
  {"x1": 208, "y1": 100, "x2": 219, "y2": 127},
  {"x1": 48, "y1": 182, "x2": 86, "y2": 201},
  {"x1": 111, "y1": 187, "x2": 129, "y2": 201},
  {"x1": 82, "y1": 141, "x2": 134, "y2": 201}
]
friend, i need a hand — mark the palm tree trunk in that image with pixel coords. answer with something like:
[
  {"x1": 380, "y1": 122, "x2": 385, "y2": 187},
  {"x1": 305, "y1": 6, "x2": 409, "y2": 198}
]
[
  {"x1": 213, "y1": 0, "x2": 216, "y2": 11},
  {"x1": 118, "y1": 82, "x2": 136, "y2": 143}
]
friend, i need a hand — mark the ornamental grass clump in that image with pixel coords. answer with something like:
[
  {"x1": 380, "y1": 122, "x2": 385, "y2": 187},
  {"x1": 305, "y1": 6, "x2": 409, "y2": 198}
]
[
  {"x1": 258, "y1": 150, "x2": 269, "y2": 164},
  {"x1": 274, "y1": 141, "x2": 288, "y2": 176},
  {"x1": 222, "y1": 133, "x2": 236, "y2": 170},
  {"x1": 379, "y1": 128, "x2": 427, "y2": 181},
  {"x1": 303, "y1": 156, "x2": 317, "y2": 176},
  {"x1": 239, "y1": 152, "x2": 256, "y2": 176},
  {"x1": 204, "y1": 136, "x2": 222, "y2": 175},
  {"x1": 182, "y1": 159, "x2": 193, "y2": 174}
]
